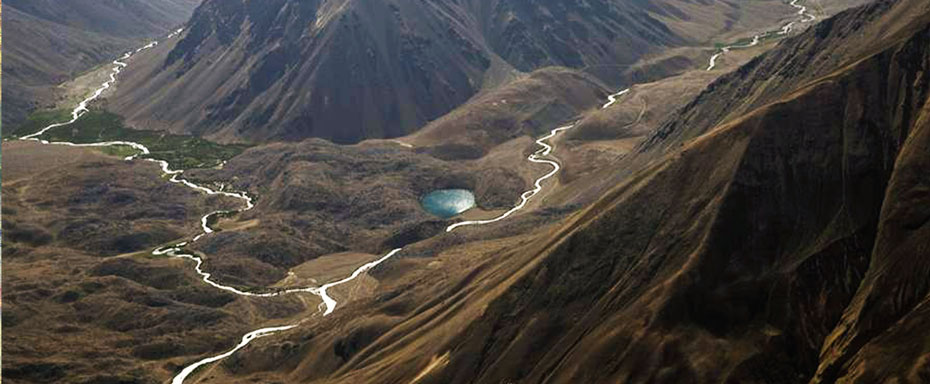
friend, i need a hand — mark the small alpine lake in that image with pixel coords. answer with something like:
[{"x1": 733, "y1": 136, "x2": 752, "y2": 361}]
[{"x1": 421, "y1": 189, "x2": 476, "y2": 218}]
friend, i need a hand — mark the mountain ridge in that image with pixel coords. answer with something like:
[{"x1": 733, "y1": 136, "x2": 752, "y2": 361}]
[{"x1": 110, "y1": 0, "x2": 795, "y2": 144}]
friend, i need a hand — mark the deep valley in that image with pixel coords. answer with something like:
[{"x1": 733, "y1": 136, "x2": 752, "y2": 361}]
[{"x1": 3, "y1": 0, "x2": 929, "y2": 383}]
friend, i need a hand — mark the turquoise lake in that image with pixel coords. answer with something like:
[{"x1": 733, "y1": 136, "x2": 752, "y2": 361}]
[{"x1": 421, "y1": 189, "x2": 476, "y2": 218}]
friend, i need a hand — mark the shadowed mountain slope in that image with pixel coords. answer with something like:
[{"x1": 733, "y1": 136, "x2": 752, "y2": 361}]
[
  {"x1": 111, "y1": 0, "x2": 792, "y2": 144},
  {"x1": 429, "y1": 1, "x2": 930, "y2": 382}
]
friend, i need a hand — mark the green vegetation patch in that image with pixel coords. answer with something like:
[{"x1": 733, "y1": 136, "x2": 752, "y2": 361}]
[
  {"x1": 6, "y1": 109, "x2": 72, "y2": 138},
  {"x1": 713, "y1": 31, "x2": 784, "y2": 53},
  {"x1": 10, "y1": 109, "x2": 249, "y2": 170},
  {"x1": 100, "y1": 144, "x2": 143, "y2": 158}
]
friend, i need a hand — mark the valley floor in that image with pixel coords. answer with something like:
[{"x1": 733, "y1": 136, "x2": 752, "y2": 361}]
[{"x1": 3, "y1": 0, "x2": 909, "y2": 383}]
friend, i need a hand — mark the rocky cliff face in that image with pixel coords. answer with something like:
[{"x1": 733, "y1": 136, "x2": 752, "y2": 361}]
[{"x1": 111, "y1": 0, "x2": 778, "y2": 143}]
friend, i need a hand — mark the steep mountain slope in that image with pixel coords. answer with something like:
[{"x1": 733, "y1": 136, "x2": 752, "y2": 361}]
[
  {"x1": 643, "y1": 0, "x2": 930, "y2": 152},
  {"x1": 427, "y1": 2, "x2": 930, "y2": 383},
  {"x1": 813, "y1": 32, "x2": 930, "y2": 381},
  {"x1": 567, "y1": 0, "x2": 930, "y2": 213},
  {"x1": 195, "y1": 1, "x2": 930, "y2": 382},
  {"x1": 814, "y1": 94, "x2": 930, "y2": 383},
  {"x1": 110, "y1": 0, "x2": 793, "y2": 143},
  {"x1": 2, "y1": 0, "x2": 200, "y2": 127}
]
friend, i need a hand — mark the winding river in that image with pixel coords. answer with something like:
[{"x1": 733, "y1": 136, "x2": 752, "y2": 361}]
[
  {"x1": 23, "y1": 1, "x2": 815, "y2": 377},
  {"x1": 20, "y1": 26, "x2": 611, "y2": 383},
  {"x1": 706, "y1": 0, "x2": 817, "y2": 71},
  {"x1": 601, "y1": 88, "x2": 631, "y2": 109}
]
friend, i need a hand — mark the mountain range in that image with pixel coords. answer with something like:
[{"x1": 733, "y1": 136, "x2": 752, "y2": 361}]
[{"x1": 108, "y1": 0, "x2": 793, "y2": 143}]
